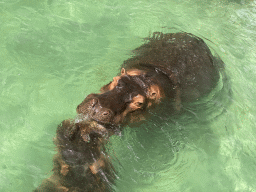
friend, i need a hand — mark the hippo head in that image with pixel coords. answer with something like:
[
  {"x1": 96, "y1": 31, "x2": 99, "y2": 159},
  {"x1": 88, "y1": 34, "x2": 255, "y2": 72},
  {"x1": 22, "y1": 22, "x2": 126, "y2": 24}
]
[{"x1": 76, "y1": 68, "x2": 167, "y2": 126}]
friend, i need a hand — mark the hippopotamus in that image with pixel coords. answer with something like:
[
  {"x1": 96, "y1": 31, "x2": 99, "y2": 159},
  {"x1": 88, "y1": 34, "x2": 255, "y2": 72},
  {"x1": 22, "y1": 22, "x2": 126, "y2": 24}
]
[
  {"x1": 34, "y1": 118, "x2": 116, "y2": 192},
  {"x1": 77, "y1": 32, "x2": 220, "y2": 127},
  {"x1": 34, "y1": 32, "x2": 223, "y2": 192}
]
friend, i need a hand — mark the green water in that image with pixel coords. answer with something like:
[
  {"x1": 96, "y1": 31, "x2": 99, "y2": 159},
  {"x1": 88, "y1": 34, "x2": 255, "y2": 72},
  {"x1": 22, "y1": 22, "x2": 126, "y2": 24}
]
[{"x1": 0, "y1": 0, "x2": 256, "y2": 191}]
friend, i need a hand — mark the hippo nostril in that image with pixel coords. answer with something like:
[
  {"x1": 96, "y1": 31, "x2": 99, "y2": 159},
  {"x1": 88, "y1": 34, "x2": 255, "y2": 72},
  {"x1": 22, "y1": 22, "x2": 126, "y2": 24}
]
[
  {"x1": 90, "y1": 108, "x2": 113, "y2": 123},
  {"x1": 102, "y1": 111, "x2": 109, "y2": 116}
]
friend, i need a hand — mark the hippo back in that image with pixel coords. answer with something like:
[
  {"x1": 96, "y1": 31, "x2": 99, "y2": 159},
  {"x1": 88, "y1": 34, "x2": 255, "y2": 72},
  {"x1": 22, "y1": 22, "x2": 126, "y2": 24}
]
[{"x1": 122, "y1": 32, "x2": 221, "y2": 102}]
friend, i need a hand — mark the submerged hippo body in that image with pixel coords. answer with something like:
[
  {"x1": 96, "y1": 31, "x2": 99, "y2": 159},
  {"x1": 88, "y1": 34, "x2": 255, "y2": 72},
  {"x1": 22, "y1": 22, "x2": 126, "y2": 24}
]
[
  {"x1": 77, "y1": 32, "x2": 221, "y2": 126},
  {"x1": 34, "y1": 119, "x2": 116, "y2": 192},
  {"x1": 35, "y1": 32, "x2": 223, "y2": 192}
]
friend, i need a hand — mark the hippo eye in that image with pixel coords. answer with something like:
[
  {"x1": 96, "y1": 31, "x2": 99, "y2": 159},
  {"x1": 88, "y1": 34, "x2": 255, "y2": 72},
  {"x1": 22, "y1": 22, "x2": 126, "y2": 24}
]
[
  {"x1": 135, "y1": 102, "x2": 143, "y2": 107},
  {"x1": 151, "y1": 92, "x2": 157, "y2": 97}
]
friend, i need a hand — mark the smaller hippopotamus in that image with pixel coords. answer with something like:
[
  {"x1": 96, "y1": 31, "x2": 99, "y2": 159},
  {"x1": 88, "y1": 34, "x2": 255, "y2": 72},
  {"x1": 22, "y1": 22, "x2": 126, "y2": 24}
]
[
  {"x1": 77, "y1": 32, "x2": 221, "y2": 127},
  {"x1": 34, "y1": 117, "x2": 116, "y2": 192}
]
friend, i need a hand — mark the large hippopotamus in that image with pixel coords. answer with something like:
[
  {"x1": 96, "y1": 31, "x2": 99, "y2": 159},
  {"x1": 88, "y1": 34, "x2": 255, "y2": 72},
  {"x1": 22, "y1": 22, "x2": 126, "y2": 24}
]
[
  {"x1": 34, "y1": 32, "x2": 222, "y2": 192},
  {"x1": 77, "y1": 32, "x2": 220, "y2": 126}
]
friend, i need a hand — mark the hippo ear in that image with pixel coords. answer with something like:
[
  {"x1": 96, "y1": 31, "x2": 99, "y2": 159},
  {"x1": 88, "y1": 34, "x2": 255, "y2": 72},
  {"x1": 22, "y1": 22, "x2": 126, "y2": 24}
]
[{"x1": 121, "y1": 68, "x2": 126, "y2": 75}]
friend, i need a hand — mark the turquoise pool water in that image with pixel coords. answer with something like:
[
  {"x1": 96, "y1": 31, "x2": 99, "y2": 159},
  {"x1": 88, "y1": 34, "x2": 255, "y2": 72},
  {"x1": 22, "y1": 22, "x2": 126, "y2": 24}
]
[{"x1": 0, "y1": 0, "x2": 256, "y2": 191}]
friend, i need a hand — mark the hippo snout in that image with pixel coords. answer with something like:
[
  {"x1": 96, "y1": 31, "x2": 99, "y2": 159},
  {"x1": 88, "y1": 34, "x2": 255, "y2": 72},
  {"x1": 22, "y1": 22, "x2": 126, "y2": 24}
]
[{"x1": 77, "y1": 97, "x2": 114, "y2": 124}]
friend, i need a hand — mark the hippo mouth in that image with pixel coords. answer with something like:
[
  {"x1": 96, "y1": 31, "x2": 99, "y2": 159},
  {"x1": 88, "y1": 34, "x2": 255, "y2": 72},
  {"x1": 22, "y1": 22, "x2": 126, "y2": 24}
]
[{"x1": 74, "y1": 113, "x2": 121, "y2": 136}]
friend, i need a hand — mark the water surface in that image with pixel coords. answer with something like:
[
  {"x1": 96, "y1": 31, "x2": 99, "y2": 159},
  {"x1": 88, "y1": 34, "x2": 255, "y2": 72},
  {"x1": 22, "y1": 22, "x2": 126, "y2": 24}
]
[{"x1": 0, "y1": 0, "x2": 256, "y2": 191}]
